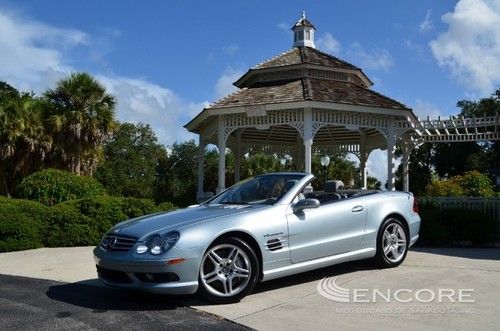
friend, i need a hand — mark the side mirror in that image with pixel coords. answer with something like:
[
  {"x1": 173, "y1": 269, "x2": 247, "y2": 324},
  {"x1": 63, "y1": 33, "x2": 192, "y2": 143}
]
[{"x1": 293, "y1": 198, "x2": 320, "y2": 213}]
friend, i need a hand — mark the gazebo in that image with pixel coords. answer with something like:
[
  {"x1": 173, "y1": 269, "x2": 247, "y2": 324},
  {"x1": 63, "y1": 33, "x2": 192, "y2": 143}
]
[{"x1": 184, "y1": 13, "x2": 499, "y2": 200}]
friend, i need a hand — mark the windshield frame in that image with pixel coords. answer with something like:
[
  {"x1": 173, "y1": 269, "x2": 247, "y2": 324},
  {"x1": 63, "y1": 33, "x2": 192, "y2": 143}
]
[{"x1": 203, "y1": 173, "x2": 307, "y2": 206}]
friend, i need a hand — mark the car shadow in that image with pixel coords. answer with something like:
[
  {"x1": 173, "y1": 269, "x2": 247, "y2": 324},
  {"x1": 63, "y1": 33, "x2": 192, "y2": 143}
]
[
  {"x1": 411, "y1": 247, "x2": 500, "y2": 261},
  {"x1": 47, "y1": 259, "x2": 380, "y2": 309},
  {"x1": 46, "y1": 281, "x2": 193, "y2": 311}
]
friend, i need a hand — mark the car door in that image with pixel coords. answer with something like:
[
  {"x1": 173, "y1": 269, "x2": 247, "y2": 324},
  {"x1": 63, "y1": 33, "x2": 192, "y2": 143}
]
[{"x1": 286, "y1": 198, "x2": 367, "y2": 263}]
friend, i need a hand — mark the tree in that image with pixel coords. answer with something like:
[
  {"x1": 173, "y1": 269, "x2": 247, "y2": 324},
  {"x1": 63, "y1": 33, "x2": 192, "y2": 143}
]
[
  {"x1": 433, "y1": 89, "x2": 500, "y2": 179},
  {"x1": 311, "y1": 154, "x2": 357, "y2": 190},
  {"x1": 367, "y1": 176, "x2": 381, "y2": 190},
  {"x1": 0, "y1": 83, "x2": 51, "y2": 196},
  {"x1": 44, "y1": 73, "x2": 116, "y2": 175},
  {"x1": 154, "y1": 140, "x2": 199, "y2": 206},
  {"x1": 95, "y1": 123, "x2": 167, "y2": 198}
]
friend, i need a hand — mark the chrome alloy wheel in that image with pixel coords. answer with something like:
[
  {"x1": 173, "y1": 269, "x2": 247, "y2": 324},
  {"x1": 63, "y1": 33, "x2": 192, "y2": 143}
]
[
  {"x1": 200, "y1": 244, "x2": 251, "y2": 297},
  {"x1": 382, "y1": 223, "x2": 407, "y2": 263}
]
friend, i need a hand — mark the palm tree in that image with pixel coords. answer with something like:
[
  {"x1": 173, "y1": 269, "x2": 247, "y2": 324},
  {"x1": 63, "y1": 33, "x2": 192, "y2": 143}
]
[
  {"x1": 0, "y1": 83, "x2": 51, "y2": 196},
  {"x1": 45, "y1": 73, "x2": 116, "y2": 175}
]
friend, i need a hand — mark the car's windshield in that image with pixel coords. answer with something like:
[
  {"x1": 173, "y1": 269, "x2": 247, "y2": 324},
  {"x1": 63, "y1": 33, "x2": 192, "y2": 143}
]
[{"x1": 208, "y1": 174, "x2": 305, "y2": 205}]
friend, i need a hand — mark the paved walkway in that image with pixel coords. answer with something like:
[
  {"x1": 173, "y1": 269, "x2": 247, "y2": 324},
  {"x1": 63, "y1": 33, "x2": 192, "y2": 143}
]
[{"x1": 1, "y1": 247, "x2": 499, "y2": 330}]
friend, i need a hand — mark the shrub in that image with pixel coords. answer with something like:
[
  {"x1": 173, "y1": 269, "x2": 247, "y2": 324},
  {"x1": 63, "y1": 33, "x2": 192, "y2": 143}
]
[
  {"x1": 16, "y1": 169, "x2": 105, "y2": 206},
  {"x1": 416, "y1": 201, "x2": 498, "y2": 246},
  {"x1": 0, "y1": 198, "x2": 50, "y2": 252},
  {"x1": 425, "y1": 171, "x2": 495, "y2": 197},
  {"x1": 425, "y1": 179, "x2": 464, "y2": 197},
  {"x1": 416, "y1": 202, "x2": 453, "y2": 246},
  {"x1": 120, "y1": 197, "x2": 158, "y2": 218},
  {"x1": 45, "y1": 196, "x2": 173, "y2": 247},
  {"x1": 44, "y1": 203, "x2": 97, "y2": 247},
  {"x1": 456, "y1": 171, "x2": 495, "y2": 197},
  {"x1": 1, "y1": 194, "x2": 179, "y2": 250},
  {"x1": 156, "y1": 201, "x2": 178, "y2": 212},
  {"x1": 45, "y1": 196, "x2": 127, "y2": 246}
]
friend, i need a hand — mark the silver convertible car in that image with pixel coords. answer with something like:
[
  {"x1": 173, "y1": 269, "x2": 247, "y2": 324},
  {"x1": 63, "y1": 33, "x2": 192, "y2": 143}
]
[{"x1": 94, "y1": 173, "x2": 420, "y2": 303}]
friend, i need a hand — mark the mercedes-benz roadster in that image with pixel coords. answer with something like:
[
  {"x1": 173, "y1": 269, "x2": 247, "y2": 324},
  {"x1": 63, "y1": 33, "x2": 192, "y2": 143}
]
[{"x1": 94, "y1": 172, "x2": 420, "y2": 303}]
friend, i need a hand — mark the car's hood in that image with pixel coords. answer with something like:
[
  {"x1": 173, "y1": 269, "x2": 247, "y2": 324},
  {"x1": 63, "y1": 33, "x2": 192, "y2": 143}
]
[{"x1": 109, "y1": 204, "x2": 263, "y2": 240}]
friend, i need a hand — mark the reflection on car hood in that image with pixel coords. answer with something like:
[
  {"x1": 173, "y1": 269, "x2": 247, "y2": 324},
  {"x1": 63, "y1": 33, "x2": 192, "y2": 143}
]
[{"x1": 109, "y1": 204, "x2": 262, "y2": 239}]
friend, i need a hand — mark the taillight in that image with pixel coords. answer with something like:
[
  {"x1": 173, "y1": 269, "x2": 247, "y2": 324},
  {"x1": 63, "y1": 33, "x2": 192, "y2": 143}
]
[{"x1": 413, "y1": 198, "x2": 419, "y2": 213}]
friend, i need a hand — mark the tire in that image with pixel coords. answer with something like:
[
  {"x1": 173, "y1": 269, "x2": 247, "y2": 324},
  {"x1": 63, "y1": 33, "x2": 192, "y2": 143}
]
[
  {"x1": 198, "y1": 237, "x2": 259, "y2": 304},
  {"x1": 375, "y1": 217, "x2": 409, "y2": 268}
]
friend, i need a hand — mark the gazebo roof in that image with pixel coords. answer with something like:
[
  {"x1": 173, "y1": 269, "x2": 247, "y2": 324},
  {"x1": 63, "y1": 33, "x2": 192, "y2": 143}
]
[
  {"x1": 208, "y1": 78, "x2": 410, "y2": 111},
  {"x1": 253, "y1": 47, "x2": 359, "y2": 71},
  {"x1": 235, "y1": 47, "x2": 371, "y2": 88},
  {"x1": 185, "y1": 15, "x2": 415, "y2": 133}
]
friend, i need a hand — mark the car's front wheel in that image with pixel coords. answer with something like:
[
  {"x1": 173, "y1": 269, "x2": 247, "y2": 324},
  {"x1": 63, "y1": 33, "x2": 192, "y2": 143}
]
[
  {"x1": 198, "y1": 237, "x2": 259, "y2": 303},
  {"x1": 375, "y1": 218, "x2": 408, "y2": 268}
]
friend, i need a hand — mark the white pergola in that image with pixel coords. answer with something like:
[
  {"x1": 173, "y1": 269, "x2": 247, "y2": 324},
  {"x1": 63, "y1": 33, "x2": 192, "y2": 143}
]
[{"x1": 184, "y1": 14, "x2": 500, "y2": 200}]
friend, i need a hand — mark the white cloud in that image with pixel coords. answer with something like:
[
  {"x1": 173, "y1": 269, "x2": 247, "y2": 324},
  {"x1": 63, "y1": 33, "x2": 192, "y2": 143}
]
[
  {"x1": 346, "y1": 42, "x2": 394, "y2": 70},
  {"x1": 412, "y1": 99, "x2": 444, "y2": 119},
  {"x1": 98, "y1": 76, "x2": 206, "y2": 144},
  {"x1": 214, "y1": 67, "x2": 244, "y2": 99},
  {"x1": 0, "y1": 8, "x2": 207, "y2": 146},
  {"x1": 419, "y1": 9, "x2": 433, "y2": 33},
  {"x1": 429, "y1": 0, "x2": 500, "y2": 94},
  {"x1": 222, "y1": 43, "x2": 239, "y2": 55},
  {"x1": 316, "y1": 33, "x2": 341, "y2": 53},
  {"x1": 0, "y1": 9, "x2": 87, "y2": 92}
]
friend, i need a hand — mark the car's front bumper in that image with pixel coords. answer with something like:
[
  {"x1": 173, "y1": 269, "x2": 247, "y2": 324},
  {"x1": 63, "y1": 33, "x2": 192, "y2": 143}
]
[{"x1": 93, "y1": 246, "x2": 203, "y2": 295}]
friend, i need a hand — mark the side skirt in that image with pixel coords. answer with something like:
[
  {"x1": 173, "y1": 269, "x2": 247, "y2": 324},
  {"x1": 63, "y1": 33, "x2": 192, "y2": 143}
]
[{"x1": 261, "y1": 247, "x2": 376, "y2": 282}]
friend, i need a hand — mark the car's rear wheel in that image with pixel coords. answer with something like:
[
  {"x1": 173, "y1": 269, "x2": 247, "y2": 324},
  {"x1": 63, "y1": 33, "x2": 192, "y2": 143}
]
[
  {"x1": 198, "y1": 237, "x2": 259, "y2": 303},
  {"x1": 375, "y1": 218, "x2": 408, "y2": 268}
]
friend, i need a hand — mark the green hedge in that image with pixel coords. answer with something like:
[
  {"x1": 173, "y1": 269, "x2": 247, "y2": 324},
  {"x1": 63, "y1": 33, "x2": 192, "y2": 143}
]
[
  {"x1": 417, "y1": 202, "x2": 498, "y2": 246},
  {"x1": 0, "y1": 198, "x2": 50, "y2": 252},
  {"x1": 0, "y1": 196, "x2": 178, "y2": 252},
  {"x1": 16, "y1": 169, "x2": 106, "y2": 206}
]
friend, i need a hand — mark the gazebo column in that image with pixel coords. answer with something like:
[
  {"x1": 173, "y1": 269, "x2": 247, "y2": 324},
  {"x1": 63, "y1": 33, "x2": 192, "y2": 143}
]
[
  {"x1": 401, "y1": 138, "x2": 412, "y2": 192},
  {"x1": 217, "y1": 115, "x2": 226, "y2": 193},
  {"x1": 359, "y1": 155, "x2": 368, "y2": 189},
  {"x1": 384, "y1": 124, "x2": 398, "y2": 191},
  {"x1": 234, "y1": 130, "x2": 242, "y2": 183},
  {"x1": 303, "y1": 108, "x2": 313, "y2": 174},
  {"x1": 402, "y1": 149, "x2": 410, "y2": 192},
  {"x1": 359, "y1": 131, "x2": 368, "y2": 189},
  {"x1": 196, "y1": 135, "x2": 206, "y2": 201}
]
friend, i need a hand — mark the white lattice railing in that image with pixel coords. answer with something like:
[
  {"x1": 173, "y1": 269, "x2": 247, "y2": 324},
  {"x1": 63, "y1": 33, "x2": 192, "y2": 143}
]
[{"x1": 416, "y1": 113, "x2": 500, "y2": 142}]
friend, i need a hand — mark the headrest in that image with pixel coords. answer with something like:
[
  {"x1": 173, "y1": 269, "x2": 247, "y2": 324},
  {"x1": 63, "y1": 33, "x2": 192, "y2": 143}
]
[
  {"x1": 285, "y1": 179, "x2": 299, "y2": 191},
  {"x1": 324, "y1": 180, "x2": 345, "y2": 192}
]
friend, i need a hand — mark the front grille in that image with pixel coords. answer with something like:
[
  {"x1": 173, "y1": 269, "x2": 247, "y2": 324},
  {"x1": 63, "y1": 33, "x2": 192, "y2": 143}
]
[
  {"x1": 100, "y1": 234, "x2": 138, "y2": 252},
  {"x1": 134, "y1": 272, "x2": 180, "y2": 283},
  {"x1": 96, "y1": 265, "x2": 132, "y2": 284}
]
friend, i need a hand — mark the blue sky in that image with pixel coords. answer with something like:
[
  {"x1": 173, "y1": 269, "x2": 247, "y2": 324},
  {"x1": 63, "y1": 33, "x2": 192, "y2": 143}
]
[{"x1": 1, "y1": 0, "x2": 499, "y2": 181}]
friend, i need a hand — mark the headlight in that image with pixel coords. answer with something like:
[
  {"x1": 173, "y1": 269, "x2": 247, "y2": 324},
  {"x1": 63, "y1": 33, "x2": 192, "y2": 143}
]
[{"x1": 136, "y1": 232, "x2": 179, "y2": 255}]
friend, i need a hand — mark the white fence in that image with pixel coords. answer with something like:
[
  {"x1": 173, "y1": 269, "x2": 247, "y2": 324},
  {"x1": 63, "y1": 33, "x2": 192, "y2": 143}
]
[{"x1": 418, "y1": 197, "x2": 500, "y2": 222}]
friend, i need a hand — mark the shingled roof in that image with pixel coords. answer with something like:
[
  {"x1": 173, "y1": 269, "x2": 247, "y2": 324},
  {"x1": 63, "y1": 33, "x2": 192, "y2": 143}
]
[
  {"x1": 208, "y1": 78, "x2": 410, "y2": 111},
  {"x1": 253, "y1": 47, "x2": 360, "y2": 71}
]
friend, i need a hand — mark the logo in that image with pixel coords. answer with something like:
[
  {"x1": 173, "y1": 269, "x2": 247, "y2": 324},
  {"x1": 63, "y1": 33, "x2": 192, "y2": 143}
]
[
  {"x1": 317, "y1": 277, "x2": 350, "y2": 302},
  {"x1": 317, "y1": 277, "x2": 475, "y2": 304}
]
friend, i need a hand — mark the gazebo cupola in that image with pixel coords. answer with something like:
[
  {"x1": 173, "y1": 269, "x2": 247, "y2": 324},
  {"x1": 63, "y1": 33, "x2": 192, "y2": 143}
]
[
  {"x1": 292, "y1": 11, "x2": 316, "y2": 48},
  {"x1": 185, "y1": 13, "x2": 421, "y2": 200}
]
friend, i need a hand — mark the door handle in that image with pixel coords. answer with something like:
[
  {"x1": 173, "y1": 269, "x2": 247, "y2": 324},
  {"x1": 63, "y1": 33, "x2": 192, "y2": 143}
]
[{"x1": 351, "y1": 205, "x2": 364, "y2": 213}]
